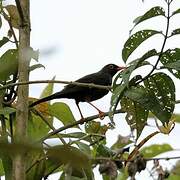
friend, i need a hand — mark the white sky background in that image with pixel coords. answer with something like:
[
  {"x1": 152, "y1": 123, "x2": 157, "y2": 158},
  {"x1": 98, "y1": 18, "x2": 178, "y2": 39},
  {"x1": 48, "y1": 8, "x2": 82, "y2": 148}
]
[{"x1": 3, "y1": 0, "x2": 180, "y2": 179}]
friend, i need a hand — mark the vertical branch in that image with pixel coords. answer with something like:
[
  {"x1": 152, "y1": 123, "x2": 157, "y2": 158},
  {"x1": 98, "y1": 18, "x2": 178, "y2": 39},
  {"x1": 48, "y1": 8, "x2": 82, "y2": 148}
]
[{"x1": 12, "y1": 0, "x2": 30, "y2": 180}]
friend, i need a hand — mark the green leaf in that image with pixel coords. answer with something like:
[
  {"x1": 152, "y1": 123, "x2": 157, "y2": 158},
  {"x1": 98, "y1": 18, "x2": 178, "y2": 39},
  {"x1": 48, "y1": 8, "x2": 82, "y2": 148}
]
[
  {"x1": 40, "y1": 76, "x2": 55, "y2": 98},
  {"x1": 0, "y1": 37, "x2": 9, "y2": 48},
  {"x1": 96, "y1": 144, "x2": 114, "y2": 157},
  {"x1": 47, "y1": 145, "x2": 90, "y2": 169},
  {"x1": 144, "y1": 73, "x2": 175, "y2": 123},
  {"x1": 163, "y1": 60, "x2": 180, "y2": 71},
  {"x1": 160, "y1": 48, "x2": 180, "y2": 79},
  {"x1": 29, "y1": 64, "x2": 45, "y2": 72},
  {"x1": 124, "y1": 73, "x2": 175, "y2": 124},
  {"x1": 170, "y1": 160, "x2": 180, "y2": 179},
  {"x1": 168, "y1": 174, "x2": 180, "y2": 180},
  {"x1": 141, "y1": 144, "x2": 173, "y2": 158},
  {"x1": 28, "y1": 112, "x2": 52, "y2": 140},
  {"x1": 173, "y1": 114, "x2": 180, "y2": 123},
  {"x1": 122, "y1": 30, "x2": 160, "y2": 62},
  {"x1": 171, "y1": 28, "x2": 180, "y2": 36},
  {"x1": 116, "y1": 170, "x2": 129, "y2": 180},
  {"x1": 26, "y1": 149, "x2": 46, "y2": 180},
  {"x1": 129, "y1": 49, "x2": 158, "y2": 66},
  {"x1": 0, "y1": 107, "x2": 16, "y2": 115},
  {"x1": 0, "y1": 160, "x2": 4, "y2": 176},
  {"x1": 0, "y1": 139, "x2": 12, "y2": 179},
  {"x1": 109, "y1": 84, "x2": 127, "y2": 122},
  {"x1": 132, "y1": 6, "x2": 165, "y2": 28},
  {"x1": 122, "y1": 49, "x2": 157, "y2": 87},
  {"x1": 172, "y1": 8, "x2": 180, "y2": 16},
  {"x1": 59, "y1": 132, "x2": 87, "y2": 139},
  {"x1": 0, "y1": 49, "x2": 18, "y2": 81},
  {"x1": 85, "y1": 121, "x2": 101, "y2": 134},
  {"x1": 48, "y1": 102, "x2": 77, "y2": 126},
  {"x1": 121, "y1": 96, "x2": 148, "y2": 139},
  {"x1": 75, "y1": 141, "x2": 91, "y2": 156}
]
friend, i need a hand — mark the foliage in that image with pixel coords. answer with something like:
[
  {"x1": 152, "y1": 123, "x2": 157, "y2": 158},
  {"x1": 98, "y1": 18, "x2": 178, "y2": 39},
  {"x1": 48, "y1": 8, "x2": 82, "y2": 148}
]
[{"x1": 0, "y1": 0, "x2": 179, "y2": 180}]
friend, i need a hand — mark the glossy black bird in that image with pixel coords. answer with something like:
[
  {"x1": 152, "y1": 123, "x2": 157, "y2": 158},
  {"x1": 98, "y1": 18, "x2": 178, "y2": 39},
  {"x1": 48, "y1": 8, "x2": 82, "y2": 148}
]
[{"x1": 30, "y1": 64, "x2": 125, "y2": 119}]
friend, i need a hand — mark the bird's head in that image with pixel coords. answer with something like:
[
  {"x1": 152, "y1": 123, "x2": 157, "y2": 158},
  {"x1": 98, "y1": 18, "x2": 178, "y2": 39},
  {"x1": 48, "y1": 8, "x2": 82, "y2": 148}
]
[{"x1": 101, "y1": 64, "x2": 126, "y2": 77}]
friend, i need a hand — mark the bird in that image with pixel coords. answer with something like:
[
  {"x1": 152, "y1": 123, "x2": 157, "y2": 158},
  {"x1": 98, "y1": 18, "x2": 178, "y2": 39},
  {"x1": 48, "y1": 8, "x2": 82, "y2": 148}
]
[{"x1": 29, "y1": 64, "x2": 125, "y2": 120}]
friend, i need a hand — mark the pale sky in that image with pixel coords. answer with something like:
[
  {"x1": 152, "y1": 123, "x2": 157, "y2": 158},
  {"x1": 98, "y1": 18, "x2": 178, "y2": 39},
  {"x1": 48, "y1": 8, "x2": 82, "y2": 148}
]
[{"x1": 4, "y1": 0, "x2": 180, "y2": 179}]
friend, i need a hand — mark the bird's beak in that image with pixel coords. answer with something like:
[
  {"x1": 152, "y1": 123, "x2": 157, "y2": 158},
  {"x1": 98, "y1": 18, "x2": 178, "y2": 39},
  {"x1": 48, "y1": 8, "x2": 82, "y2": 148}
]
[{"x1": 117, "y1": 66, "x2": 126, "y2": 71}]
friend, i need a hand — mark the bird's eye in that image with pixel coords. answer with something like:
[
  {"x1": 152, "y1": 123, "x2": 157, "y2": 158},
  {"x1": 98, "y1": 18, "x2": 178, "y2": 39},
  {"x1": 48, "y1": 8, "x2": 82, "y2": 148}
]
[{"x1": 109, "y1": 64, "x2": 114, "y2": 69}]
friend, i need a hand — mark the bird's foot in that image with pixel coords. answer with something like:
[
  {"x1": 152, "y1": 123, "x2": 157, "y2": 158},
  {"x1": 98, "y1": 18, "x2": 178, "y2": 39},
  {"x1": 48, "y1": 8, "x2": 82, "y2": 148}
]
[
  {"x1": 98, "y1": 111, "x2": 105, "y2": 120},
  {"x1": 79, "y1": 117, "x2": 85, "y2": 124}
]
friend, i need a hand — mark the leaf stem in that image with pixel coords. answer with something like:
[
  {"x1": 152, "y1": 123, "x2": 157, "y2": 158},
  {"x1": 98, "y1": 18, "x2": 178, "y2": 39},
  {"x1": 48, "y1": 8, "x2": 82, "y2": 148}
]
[{"x1": 136, "y1": 0, "x2": 171, "y2": 85}]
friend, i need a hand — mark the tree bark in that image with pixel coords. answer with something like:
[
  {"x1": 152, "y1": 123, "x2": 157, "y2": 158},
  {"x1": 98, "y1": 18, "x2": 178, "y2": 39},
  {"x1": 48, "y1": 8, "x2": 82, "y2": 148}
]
[{"x1": 12, "y1": 0, "x2": 30, "y2": 180}]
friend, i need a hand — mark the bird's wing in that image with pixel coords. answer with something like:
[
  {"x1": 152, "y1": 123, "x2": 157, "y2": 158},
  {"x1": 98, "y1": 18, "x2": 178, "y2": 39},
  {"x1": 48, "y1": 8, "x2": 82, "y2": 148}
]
[
  {"x1": 60, "y1": 71, "x2": 110, "y2": 95},
  {"x1": 76, "y1": 71, "x2": 111, "y2": 85}
]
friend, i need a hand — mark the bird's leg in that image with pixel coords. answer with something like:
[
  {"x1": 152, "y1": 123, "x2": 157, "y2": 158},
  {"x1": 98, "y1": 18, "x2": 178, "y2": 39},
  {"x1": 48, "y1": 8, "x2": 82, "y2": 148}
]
[
  {"x1": 75, "y1": 101, "x2": 85, "y2": 124},
  {"x1": 87, "y1": 102, "x2": 105, "y2": 120}
]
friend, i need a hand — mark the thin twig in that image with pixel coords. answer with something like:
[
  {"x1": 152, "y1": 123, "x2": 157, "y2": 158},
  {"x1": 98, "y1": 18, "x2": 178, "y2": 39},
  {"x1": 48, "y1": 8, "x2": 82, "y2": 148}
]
[
  {"x1": 0, "y1": 80, "x2": 111, "y2": 91},
  {"x1": 94, "y1": 155, "x2": 180, "y2": 163},
  {"x1": 26, "y1": 157, "x2": 45, "y2": 174}
]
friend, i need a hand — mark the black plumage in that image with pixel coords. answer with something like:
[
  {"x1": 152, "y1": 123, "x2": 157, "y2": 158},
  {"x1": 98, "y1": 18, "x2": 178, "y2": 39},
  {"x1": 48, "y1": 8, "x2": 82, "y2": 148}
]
[{"x1": 30, "y1": 64, "x2": 125, "y2": 119}]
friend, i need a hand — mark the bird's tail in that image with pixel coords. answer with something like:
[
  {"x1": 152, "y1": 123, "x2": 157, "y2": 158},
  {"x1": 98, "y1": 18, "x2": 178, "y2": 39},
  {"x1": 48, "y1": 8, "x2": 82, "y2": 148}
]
[{"x1": 29, "y1": 92, "x2": 64, "y2": 107}]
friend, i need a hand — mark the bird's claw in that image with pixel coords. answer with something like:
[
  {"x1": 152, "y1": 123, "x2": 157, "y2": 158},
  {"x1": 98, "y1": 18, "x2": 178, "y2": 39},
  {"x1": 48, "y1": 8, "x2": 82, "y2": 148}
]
[
  {"x1": 98, "y1": 111, "x2": 105, "y2": 120},
  {"x1": 79, "y1": 117, "x2": 85, "y2": 124}
]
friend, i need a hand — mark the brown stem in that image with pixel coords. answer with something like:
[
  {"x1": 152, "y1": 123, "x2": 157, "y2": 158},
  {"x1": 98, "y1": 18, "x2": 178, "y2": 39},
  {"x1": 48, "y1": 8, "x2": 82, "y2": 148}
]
[
  {"x1": 0, "y1": 80, "x2": 111, "y2": 91},
  {"x1": 38, "y1": 109, "x2": 124, "y2": 143}
]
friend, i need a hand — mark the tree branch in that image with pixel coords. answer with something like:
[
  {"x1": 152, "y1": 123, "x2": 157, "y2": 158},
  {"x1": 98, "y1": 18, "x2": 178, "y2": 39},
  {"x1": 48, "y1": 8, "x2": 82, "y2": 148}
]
[
  {"x1": 37, "y1": 109, "x2": 124, "y2": 143},
  {"x1": 0, "y1": 80, "x2": 111, "y2": 91}
]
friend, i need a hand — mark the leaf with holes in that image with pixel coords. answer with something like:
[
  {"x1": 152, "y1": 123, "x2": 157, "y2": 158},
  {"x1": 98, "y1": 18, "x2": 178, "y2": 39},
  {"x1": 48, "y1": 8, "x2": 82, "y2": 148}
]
[
  {"x1": 121, "y1": 95, "x2": 148, "y2": 139},
  {"x1": 133, "y1": 6, "x2": 165, "y2": 28},
  {"x1": 124, "y1": 74, "x2": 175, "y2": 124},
  {"x1": 109, "y1": 84, "x2": 127, "y2": 122},
  {"x1": 129, "y1": 49, "x2": 158, "y2": 66},
  {"x1": 171, "y1": 28, "x2": 180, "y2": 36},
  {"x1": 160, "y1": 48, "x2": 180, "y2": 79},
  {"x1": 122, "y1": 30, "x2": 160, "y2": 62},
  {"x1": 122, "y1": 49, "x2": 157, "y2": 86},
  {"x1": 172, "y1": 8, "x2": 180, "y2": 16},
  {"x1": 163, "y1": 60, "x2": 180, "y2": 71},
  {"x1": 144, "y1": 73, "x2": 175, "y2": 123}
]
